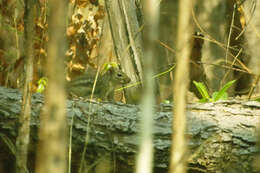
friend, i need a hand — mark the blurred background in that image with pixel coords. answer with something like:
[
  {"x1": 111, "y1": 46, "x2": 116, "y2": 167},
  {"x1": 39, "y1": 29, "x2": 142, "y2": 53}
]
[{"x1": 0, "y1": 0, "x2": 259, "y2": 102}]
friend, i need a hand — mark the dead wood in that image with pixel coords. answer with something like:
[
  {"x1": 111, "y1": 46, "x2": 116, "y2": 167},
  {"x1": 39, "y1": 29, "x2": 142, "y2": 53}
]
[{"x1": 0, "y1": 87, "x2": 259, "y2": 173}]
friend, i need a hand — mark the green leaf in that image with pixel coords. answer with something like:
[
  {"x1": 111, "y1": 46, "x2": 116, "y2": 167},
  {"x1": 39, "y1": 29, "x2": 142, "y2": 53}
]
[
  {"x1": 36, "y1": 85, "x2": 45, "y2": 93},
  {"x1": 256, "y1": 97, "x2": 260, "y2": 102},
  {"x1": 193, "y1": 81, "x2": 210, "y2": 100},
  {"x1": 213, "y1": 80, "x2": 236, "y2": 101},
  {"x1": 221, "y1": 92, "x2": 228, "y2": 100},
  {"x1": 163, "y1": 100, "x2": 171, "y2": 104},
  {"x1": 36, "y1": 77, "x2": 48, "y2": 93},
  {"x1": 212, "y1": 91, "x2": 228, "y2": 101},
  {"x1": 212, "y1": 92, "x2": 218, "y2": 101},
  {"x1": 212, "y1": 92, "x2": 228, "y2": 102},
  {"x1": 199, "y1": 98, "x2": 208, "y2": 103}
]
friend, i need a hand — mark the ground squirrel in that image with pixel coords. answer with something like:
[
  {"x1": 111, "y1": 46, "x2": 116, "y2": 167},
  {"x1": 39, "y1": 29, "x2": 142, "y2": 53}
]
[{"x1": 67, "y1": 67, "x2": 131, "y2": 101}]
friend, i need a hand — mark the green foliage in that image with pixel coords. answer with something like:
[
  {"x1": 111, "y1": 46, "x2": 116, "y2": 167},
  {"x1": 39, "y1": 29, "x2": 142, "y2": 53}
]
[
  {"x1": 193, "y1": 81, "x2": 210, "y2": 102},
  {"x1": 36, "y1": 77, "x2": 48, "y2": 93},
  {"x1": 256, "y1": 97, "x2": 260, "y2": 102},
  {"x1": 163, "y1": 100, "x2": 171, "y2": 104},
  {"x1": 193, "y1": 80, "x2": 236, "y2": 103}
]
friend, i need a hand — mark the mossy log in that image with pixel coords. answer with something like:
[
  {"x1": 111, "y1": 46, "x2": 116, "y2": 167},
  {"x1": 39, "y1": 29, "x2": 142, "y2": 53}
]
[{"x1": 0, "y1": 87, "x2": 259, "y2": 173}]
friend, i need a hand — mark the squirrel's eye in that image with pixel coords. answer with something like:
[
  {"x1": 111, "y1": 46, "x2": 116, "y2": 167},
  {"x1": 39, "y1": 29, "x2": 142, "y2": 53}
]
[{"x1": 117, "y1": 73, "x2": 122, "y2": 77}]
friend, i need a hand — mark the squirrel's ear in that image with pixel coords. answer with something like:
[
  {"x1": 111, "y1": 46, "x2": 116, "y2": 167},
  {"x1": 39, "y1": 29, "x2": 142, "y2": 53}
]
[
  {"x1": 103, "y1": 63, "x2": 117, "y2": 73},
  {"x1": 107, "y1": 66, "x2": 116, "y2": 74}
]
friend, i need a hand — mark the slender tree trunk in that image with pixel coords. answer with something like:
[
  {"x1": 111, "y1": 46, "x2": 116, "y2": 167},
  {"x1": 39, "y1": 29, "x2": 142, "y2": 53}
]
[
  {"x1": 15, "y1": 1, "x2": 35, "y2": 172},
  {"x1": 135, "y1": 0, "x2": 159, "y2": 173},
  {"x1": 170, "y1": 0, "x2": 194, "y2": 173},
  {"x1": 35, "y1": 0, "x2": 68, "y2": 173},
  {"x1": 243, "y1": 0, "x2": 260, "y2": 96}
]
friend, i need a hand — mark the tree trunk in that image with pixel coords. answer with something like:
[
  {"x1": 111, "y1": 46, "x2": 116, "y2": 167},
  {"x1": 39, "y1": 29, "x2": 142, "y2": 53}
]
[
  {"x1": 15, "y1": 0, "x2": 35, "y2": 172},
  {"x1": 0, "y1": 87, "x2": 259, "y2": 173},
  {"x1": 195, "y1": 1, "x2": 228, "y2": 93},
  {"x1": 105, "y1": 0, "x2": 144, "y2": 103},
  {"x1": 243, "y1": 0, "x2": 260, "y2": 95},
  {"x1": 35, "y1": 0, "x2": 68, "y2": 172}
]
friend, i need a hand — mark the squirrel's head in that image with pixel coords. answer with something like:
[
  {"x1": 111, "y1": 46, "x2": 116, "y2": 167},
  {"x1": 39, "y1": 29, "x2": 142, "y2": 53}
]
[{"x1": 106, "y1": 67, "x2": 131, "y2": 84}]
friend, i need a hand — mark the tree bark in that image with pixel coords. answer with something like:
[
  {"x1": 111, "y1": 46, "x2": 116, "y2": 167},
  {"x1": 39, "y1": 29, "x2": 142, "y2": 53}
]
[
  {"x1": 15, "y1": 0, "x2": 35, "y2": 172},
  {"x1": 195, "y1": 1, "x2": 228, "y2": 93},
  {"x1": 105, "y1": 0, "x2": 144, "y2": 103},
  {"x1": 243, "y1": 0, "x2": 260, "y2": 95},
  {"x1": 170, "y1": 0, "x2": 194, "y2": 172},
  {"x1": 35, "y1": 0, "x2": 67, "y2": 172},
  {"x1": 0, "y1": 87, "x2": 259, "y2": 173}
]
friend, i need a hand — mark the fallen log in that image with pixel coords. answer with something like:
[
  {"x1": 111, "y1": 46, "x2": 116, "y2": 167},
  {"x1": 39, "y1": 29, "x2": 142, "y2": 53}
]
[{"x1": 0, "y1": 86, "x2": 259, "y2": 173}]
